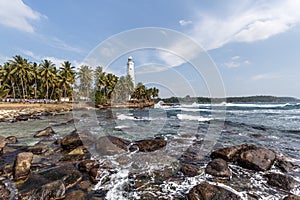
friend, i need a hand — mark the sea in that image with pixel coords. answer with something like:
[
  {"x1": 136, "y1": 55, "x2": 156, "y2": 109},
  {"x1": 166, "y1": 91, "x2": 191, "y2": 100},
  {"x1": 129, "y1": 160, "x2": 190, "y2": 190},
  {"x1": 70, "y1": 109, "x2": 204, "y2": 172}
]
[{"x1": 1, "y1": 102, "x2": 300, "y2": 199}]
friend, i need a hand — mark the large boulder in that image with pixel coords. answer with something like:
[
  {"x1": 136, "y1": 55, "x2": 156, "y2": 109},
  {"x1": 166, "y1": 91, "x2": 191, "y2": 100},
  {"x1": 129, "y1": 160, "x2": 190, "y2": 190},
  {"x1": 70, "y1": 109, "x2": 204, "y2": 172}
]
[
  {"x1": 129, "y1": 137, "x2": 167, "y2": 152},
  {"x1": 188, "y1": 182, "x2": 241, "y2": 200},
  {"x1": 34, "y1": 126, "x2": 55, "y2": 138},
  {"x1": 205, "y1": 158, "x2": 231, "y2": 178},
  {"x1": 264, "y1": 173, "x2": 299, "y2": 191},
  {"x1": 210, "y1": 144, "x2": 255, "y2": 162},
  {"x1": 13, "y1": 152, "x2": 33, "y2": 180},
  {"x1": 238, "y1": 147, "x2": 276, "y2": 171},
  {"x1": 0, "y1": 140, "x2": 7, "y2": 155},
  {"x1": 61, "y1": 130, "x2": 83, "y2": 150},
  {"x1": 96, "y1": 136, "x2": 130, "y2": 156}
]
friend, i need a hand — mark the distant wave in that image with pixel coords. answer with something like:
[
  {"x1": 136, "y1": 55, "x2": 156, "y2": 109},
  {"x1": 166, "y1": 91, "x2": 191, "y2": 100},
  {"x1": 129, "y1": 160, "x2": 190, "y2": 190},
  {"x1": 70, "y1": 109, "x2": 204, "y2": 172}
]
[{"x1": 177, "y1": 114, "x2": 212, "y2": 122}]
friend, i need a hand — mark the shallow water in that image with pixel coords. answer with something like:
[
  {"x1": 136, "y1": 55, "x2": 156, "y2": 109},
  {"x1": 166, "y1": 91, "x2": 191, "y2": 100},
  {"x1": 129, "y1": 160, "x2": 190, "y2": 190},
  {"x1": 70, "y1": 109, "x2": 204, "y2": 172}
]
[{"x1": 1, "y1": 102, "x2": 300, "y2": 199}]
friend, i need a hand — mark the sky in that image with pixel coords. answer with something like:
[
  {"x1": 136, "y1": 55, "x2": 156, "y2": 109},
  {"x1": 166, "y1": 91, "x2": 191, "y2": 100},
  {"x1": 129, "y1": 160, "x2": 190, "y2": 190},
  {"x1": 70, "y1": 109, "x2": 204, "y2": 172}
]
[{"x1": 0, "y1": 0, "x2": 299, "y2": 98}]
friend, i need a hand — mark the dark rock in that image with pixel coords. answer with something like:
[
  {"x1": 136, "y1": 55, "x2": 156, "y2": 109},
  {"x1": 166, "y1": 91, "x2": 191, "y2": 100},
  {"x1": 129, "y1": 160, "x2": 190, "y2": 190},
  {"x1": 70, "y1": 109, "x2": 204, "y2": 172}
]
[
  {"x1": 211, "y1": 144, "x2": 255, "y2": 162},
  {"x1": 264, "y1": 173, "x2": 299, "y2": 191},
  {"x1": 13, "y1": 152, "x2": 33, "y2": 180},
  {"x1": 5, "y1": 136, "x2": 18, "y2": 144},
  {"x1": 78, "y1": 160, "x2": 96, "y2": 172},
  {"x1": 16, "y1": 114, "x2": 30, "y2": 121},
  {"x1": 0, "y1": 140, "x2": 7, "y2": 155},
  {"x1": 62, "y1": 170, "x2": 83, "y2": 189},
  {"x1": 61, "y1": 130, "x2": 83, "y2": 150},
  {"x1": 238, "y1": 147, "x2": 276, "y2": 171},
  {"x1": 205, "y1": 158, "x2": 231, "y2": 178},
  {"x1": 0, "y1": 180, "x2": 11, "y2": 199},
  {"x1": 34, "y1": 126, "x2": 55, "y2": 138},
  {"x1": 27, "y1": 180, "x2": 66, "y2": 200},
  {"x1": 275, "y1": 159, "x2": 298, "y2": 172},
  {"x1": 283, "y1": 195, "x2": 300, "y2": 200},
  {"x1": 181, "y1": 164, "x2": 200, "y2": 177},
  {"x1": 65, "y1": 190, "x2": 86, "y2": 200},
  {"x1": 129, "y1": 137, "x2": 167, "y2": 152},
  {"x1": 89, "y1": 165, "x2": 99, "y2": 183},
  {"x1": 96, "y1": 136, "x2": 130, "y2": 156},
  {"x1": 188, "y1": 182, "x2": 241, "y2": 200},
  {"x1": 27, "y1": 144, "x2": 48, "y2": 155},
  {"x1": 81, "y1": 113, "x2": 90, "y2": 118},
  {"x1": 53, "y1": 118, "x2": 80, "y2": 126}
]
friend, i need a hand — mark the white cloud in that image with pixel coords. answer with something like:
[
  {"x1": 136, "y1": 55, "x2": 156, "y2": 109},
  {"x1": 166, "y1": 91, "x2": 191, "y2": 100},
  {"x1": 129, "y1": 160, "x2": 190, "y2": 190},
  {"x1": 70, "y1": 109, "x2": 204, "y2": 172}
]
[
  {"x1": 179, "y1": 19, "x2": 193, "y2": 26},
  {"x1": 224, "y1": 61, "x2": 240, "y2": 68},
  {"x1": 21, "y1": 50, "x2": 81, "y2": 68},
  {"x1": 0, "y1": 55, "x2": 11, "y2": 65},
  {"x1": 0, "y1": 0, "x2": 45, "y2": 33},
  {"x1": 231, "y1": 56, "x2": 240, "y2": 60},
  {"x1": 244, "y1": 60, "x2": 251, "y2": 65},
  {"x1": 190, "y1": 0, "x2": 300, "y2": 50},
  {"x1": 251, "y1": 73, "x2": 281, "y2": 80}
]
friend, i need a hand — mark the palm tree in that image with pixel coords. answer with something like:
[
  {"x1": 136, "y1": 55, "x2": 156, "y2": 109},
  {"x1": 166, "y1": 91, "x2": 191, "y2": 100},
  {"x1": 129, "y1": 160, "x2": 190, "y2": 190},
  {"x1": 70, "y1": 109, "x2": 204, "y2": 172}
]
[
  {"x1": 9, "y1": 55, "x2": 30, "y2": 99},
  {"x1": 59, "y1": 61, "x2": 76, "y2": 98},
  {"x1": 32, "y1": 62, "x2": 40, "y2": 99},
  {"x1": 1, "y1": 62, "x2": 16, "y2": 100},
  {"x1": 40, "y1": 59, "x2": 56, "y2": 100},
  {"x1": 77, "y1": 65, "x2": 93, "y2": 97}
]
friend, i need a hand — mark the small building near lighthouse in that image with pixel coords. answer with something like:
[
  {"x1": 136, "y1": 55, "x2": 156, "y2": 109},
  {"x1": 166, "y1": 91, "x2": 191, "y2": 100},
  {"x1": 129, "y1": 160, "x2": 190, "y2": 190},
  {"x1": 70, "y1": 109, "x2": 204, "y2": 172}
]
[{"x1": 127, "y1": 56, "x2": 135, "y2": 87}]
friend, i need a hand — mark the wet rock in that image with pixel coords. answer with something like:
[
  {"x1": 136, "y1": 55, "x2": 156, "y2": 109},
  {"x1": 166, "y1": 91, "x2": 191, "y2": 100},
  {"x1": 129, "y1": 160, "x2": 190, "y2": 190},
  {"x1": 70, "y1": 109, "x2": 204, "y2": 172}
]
[
  {"x1": 0, "y1": 140, "x2": 7, "y2": 155},
  {"x1": 62, "y1": 170, "x2": 83, "y2": 189},
  {"x1": 13, "y1": 152, "x2": 33, "y2": 180},
  {"x1": 205, "y1": 158, "x2": 231, "y2": 178},
  {"x1": 264, "y1": 173, "x2": 299, "y2": 191},
  {"x1": 188, "y1": 182, "x2": 241, "y2": 200},
  {"x1": 27, "y1": 180, "x2": 66, "y2": 200},
  {"x1": 27, "y1": 144, "x2": 48, "y2": 155},
  {"x1": 78, "y1": 160, "x2": 96, "y2": 172},
  {"x1": 34, "y1": 126, "x2": 55, "y2": 138},
  {"x1": 89, "y1": 165, "x2": 99, "y2": 183},
  {"x1": 16, "y1": 114, "x2": 30, "y2": 121},
  {"x1": 275, "y1": 159, "x2": 298, "y2": 172},
  {"x1": 65, "y1": 190, "x2": 86, "y2": 200},
  {"x1": 61, "y1": 130, "x2": 83, "y2": 150},
  {"x1": 283, "y1": 195, "x2": 300, "y2": 200},
  {"x1": 181, "y1": 164, "x2": 201, "y2": 177},
  {"x1": 211, "y1": 144, "x2": 255, "y2": 162},
  {"x1": 68, "y1": 146, "x2": 88, "y2": 155},
  {"x1": 0, "y1": 180, "x2": 11, "y2": 199},
  {"x1": 4, "y1": 136, "x2": 18, "y2": 144},
  {"x1": 53, "y1": 118, "x2": 80, "y2": 126},
  {"x1": 238, "y1": 147, "x2": 276, "y2": 171},
  {"x1": 129, "y1": 137, "x2": 167, "y2": 152},
  {"x1": 96, "y1": 136, "x2": 130, "y2": 156}
]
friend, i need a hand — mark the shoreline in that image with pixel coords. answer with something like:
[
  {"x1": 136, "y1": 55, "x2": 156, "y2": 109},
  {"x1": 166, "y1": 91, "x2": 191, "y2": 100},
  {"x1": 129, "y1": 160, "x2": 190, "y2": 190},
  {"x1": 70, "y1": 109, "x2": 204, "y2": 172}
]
[{"x1": 0, "y1": 103, "x2": 73, "y2": 122}]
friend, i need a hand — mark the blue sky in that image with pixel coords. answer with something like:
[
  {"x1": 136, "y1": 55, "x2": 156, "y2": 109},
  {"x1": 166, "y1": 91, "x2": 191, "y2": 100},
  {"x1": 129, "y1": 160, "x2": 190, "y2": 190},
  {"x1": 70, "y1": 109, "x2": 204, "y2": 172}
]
[{"x1": 0, "y1": 0, "x2": 299, "y2": 98}]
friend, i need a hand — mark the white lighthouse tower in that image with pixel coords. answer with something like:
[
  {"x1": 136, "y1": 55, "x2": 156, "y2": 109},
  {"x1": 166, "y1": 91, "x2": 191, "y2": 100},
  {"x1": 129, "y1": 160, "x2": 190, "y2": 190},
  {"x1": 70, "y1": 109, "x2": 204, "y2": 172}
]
[{"x1": 127, "y1": 56, "x2": 135, "y2": 87}]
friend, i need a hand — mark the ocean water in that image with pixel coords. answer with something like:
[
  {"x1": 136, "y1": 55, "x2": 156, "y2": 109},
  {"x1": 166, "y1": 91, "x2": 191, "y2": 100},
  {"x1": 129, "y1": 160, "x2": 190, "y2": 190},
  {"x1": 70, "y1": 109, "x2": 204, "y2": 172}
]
[{"x1": 1, "y1": 102, "x2": 300, "y2": 199}]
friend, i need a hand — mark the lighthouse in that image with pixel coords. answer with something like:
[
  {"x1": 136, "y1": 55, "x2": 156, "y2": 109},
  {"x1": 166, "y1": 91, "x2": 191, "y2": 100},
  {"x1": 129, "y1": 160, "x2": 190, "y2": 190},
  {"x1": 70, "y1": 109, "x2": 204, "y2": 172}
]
[{"x1": 127, "y1": 56, "x2": 135, "y2": 87}]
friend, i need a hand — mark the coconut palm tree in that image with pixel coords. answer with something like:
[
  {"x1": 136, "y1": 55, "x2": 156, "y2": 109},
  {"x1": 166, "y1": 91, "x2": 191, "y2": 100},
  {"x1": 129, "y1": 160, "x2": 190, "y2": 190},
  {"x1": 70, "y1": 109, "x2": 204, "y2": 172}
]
[
  {"x1": 59, "y1": 61, "x2": 76, "y2": 98},
  {"x1": 9, "y1": 55, "x2": 31, "y2": 99},
  {"x1": 40, "y1": 59, "x2": 56, "y2": 100},
  {"x1": 77, "y1": 65, "x2": 93, "y2": 97}
]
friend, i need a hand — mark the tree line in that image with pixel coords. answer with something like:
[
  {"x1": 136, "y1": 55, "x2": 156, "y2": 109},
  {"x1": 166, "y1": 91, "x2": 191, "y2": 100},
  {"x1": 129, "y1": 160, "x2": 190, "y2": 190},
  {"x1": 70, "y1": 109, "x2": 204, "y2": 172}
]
[{"x1": 0, "y1": 55, "x2": 159, "y2": 104}]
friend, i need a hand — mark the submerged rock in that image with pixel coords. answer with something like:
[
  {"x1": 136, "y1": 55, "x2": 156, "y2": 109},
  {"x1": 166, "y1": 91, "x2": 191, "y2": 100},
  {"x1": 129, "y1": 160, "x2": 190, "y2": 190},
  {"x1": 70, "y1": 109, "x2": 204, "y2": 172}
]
[
  {"x1": 264, "y1": 173, "x2": 299, "y2": 191},
  {"x1": 96, "y1": 136, "x2": 130, "y2": 156},
  {"x1": 238, "y1": 147, "x2": 276, "y2": 171},
  {"x1": 188, "y1": 182, "x2": 241, "y2": 200},
  {"x1": 275, "y1": 159, "x2": 298, "y2": 173},
  {"x1": 129, "y1": 137, "x2": 167, "y2": 152},
  {"x1": 27, "y1": 180, "x2": 66, "y2": 200},
  {"x1": 13, "y1": 152, "x2": 33, "y2": 181},
  {"x1": 5, "y1": 136, "x2": 18, "y2": 144},
  {"x1": 0, "y1": 140, "x2": 7, "y2": 155},
  {"x1": 34, "y1": 126, "x2": 55, "y2": 138},
  {"x1": 205, "y1": 158, "x2": 231, "y2": 178}
]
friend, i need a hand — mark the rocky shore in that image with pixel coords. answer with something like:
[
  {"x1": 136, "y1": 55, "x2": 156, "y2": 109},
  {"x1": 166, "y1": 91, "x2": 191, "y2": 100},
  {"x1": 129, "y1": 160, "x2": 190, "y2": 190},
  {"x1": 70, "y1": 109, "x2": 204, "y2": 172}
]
[
  {"x1": 0, "y1": 103, "x2": 72, "y2": 123},
  {"x1": 0, "y1": 120, "x2": 299, "y2": 199}
]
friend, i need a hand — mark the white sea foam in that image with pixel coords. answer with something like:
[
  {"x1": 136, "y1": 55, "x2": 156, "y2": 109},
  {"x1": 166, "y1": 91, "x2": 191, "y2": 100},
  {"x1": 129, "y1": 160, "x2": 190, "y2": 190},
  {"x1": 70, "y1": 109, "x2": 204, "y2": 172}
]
[
  {"x1": 225, "y1": 103, "x2": 289, "y2": 108},
  {"x1": 177, "y1": 114, "x2": 212, "y2": 122}
]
